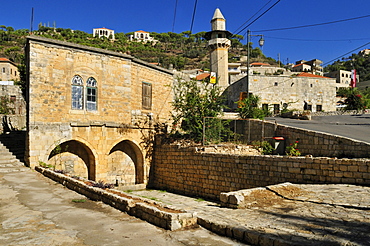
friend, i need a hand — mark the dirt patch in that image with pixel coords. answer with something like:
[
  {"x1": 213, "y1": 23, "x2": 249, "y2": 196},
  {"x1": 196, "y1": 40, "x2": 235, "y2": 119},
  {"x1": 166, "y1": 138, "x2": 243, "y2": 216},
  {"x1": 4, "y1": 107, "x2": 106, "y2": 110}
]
[{"x1": 243, "y1": 184, "x2": 310, "y2": 209}]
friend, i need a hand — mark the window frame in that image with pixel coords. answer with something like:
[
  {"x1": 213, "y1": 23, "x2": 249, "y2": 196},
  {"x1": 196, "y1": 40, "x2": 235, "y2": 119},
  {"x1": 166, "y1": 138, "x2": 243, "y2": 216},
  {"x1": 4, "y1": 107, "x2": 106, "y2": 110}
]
[
  {"x1": 142, "y1": 82, "x2": 152, "y2": 110},
  {"x1": 86, "y1": 77, "x2": 97, "y2": 111},
  {"x1": 71, "y1": 75, "x2": 84, "y2": 110}
]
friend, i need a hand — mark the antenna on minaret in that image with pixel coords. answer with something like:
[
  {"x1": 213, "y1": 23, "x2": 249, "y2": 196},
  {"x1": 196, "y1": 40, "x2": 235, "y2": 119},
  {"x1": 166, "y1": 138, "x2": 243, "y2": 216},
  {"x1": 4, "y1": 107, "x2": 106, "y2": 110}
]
[{"x1": 30, "y1": 7, "x2": 34, "y2": 34}]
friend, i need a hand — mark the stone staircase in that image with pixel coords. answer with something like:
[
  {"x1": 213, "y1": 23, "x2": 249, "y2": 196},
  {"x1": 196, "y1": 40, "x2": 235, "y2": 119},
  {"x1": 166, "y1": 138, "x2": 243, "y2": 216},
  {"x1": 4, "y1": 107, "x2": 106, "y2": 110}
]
[{"x1": 0, "y1": 131, "x2": 28, "y2": 173}]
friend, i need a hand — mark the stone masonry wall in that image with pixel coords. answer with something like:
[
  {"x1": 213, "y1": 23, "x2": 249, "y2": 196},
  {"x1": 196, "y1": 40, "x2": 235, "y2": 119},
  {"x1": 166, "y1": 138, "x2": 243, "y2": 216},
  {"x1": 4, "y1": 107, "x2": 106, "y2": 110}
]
[
  {"x1": 226, "y1": 75, "x2": 337, "y2": 112},
  {"x1": 151, "y1": 143, "x2": 370, "y2": 201},
  {"x1": 234, "y1": 119, "x2": 370, "y2": 158}
]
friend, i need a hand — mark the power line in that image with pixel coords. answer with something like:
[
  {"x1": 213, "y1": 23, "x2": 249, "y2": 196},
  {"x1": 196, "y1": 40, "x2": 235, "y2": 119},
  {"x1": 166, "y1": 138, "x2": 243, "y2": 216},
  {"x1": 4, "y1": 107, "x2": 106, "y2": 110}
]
[
  {"x1": 236, "y1": 0, "x2": 281, "y2": 36},
  {"x1": 172, "y1": 0, "x2": 179, "y2": 32},
  {"x1": 323, "y1": 41, "x2": 370, "y2": 66},
  {"x1": 233, "y1": 0, "x2": 274, "y2": 34},
  {"x1": 254, "y1": 14, "x2": 370, "y2": 33},
  {"x1": 209, "y1": 1, "x2": 281, "y2": 69},
  {"x1": 190, "y1": 0, "x2": 198, "y2": 34},
  {"x1": 264, "y1": 35, "x2": 370, "y2": 42}
]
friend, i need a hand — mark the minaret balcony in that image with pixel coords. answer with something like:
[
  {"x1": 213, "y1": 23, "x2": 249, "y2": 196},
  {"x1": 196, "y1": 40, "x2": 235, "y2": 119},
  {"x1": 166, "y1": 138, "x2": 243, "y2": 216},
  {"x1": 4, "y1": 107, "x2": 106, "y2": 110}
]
[{"x1": 208, "y1": 38, "x2": 231, "y2": 49}]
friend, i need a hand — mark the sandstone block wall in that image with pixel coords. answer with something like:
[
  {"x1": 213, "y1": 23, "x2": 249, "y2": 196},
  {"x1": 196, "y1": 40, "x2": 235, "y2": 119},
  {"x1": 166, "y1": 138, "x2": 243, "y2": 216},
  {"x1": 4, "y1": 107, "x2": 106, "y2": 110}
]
[
  {"x1": 232, "y1": 119, "x2": 370, "y2": 158},
  {"x1": 151, "y1": 144, "x2": 370, "y2": 201},
  {"x1": 226, "y1": 75, "x2": 337, "y2": 112}
]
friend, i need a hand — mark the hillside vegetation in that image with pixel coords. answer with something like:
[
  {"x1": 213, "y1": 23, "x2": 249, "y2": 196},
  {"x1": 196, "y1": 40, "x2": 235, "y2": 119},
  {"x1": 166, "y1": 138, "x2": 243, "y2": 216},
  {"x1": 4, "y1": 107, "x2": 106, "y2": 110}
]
[
  {"x1": 2, "y1": 25, "x2": 370, "y2": 87},
  {"x1": 0, "y1": 25, "x2": 278, "y2": 71},
  {"x1": 325, "y1": 52, "x2": 370, "y2": 82}
]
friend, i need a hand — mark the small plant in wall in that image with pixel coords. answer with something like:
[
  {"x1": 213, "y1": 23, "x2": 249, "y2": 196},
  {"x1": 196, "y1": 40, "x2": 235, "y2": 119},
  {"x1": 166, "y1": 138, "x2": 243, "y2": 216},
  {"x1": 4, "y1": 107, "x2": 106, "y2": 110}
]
[
  {"x1": 286, "y1": 141, "x2": 301, "y2": 156},
  {"x1": 38, "y1": 161, "x2": 54, "y2": 169},
  {"x1": 251, "y1": 140, "x2": 274, "y2": 155}
]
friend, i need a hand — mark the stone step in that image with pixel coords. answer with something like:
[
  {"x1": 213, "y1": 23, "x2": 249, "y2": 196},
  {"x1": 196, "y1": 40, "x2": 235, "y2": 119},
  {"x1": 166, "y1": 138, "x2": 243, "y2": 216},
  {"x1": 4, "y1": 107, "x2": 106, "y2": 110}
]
[
  {"x1": 0, "y1": 166, "x2": 28, "y2": 173},
  {"x1": 0, "y1": 131, "x2": 26, "y2": 165},
  {"x1": 0, "y1": 157, "x2": 19, "y2": 163}
]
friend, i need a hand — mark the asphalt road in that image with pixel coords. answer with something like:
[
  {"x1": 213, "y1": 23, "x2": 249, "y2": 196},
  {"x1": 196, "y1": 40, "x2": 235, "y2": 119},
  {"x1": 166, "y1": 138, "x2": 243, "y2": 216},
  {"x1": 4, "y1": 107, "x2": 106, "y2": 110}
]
[{"x1": 265, "y1": 114, "x2": 370, "y2": 144}]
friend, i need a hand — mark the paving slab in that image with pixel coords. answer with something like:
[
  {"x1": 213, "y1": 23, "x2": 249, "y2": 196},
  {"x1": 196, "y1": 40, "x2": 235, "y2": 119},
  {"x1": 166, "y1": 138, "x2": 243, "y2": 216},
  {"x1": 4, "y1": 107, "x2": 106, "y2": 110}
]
[
  {"x1": 129, "y1": 183, "x2": 370, "y2": 245},
  {"x1": 0, "y1": 161, "x2": 245, "y2": 246},
  {"x1": 3, "y1": 159, "x2": 370, "y2": 245}
]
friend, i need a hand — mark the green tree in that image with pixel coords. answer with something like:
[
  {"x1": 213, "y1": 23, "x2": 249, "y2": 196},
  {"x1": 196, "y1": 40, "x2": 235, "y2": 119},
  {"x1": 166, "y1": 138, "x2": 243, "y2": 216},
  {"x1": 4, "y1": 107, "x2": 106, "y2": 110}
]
[
  {"x1": 344, "y1": 89, "x2": 366, "y2": 111},
  {"x1": 0, "y1": 96, "x2": 14, "y2": 114},
  {"x1": 338, "y1": 87, "x2": 367, "y2": 111},
  {"x1": 171, "y1": 77, "x2": 226, "y2": 143},
  {"x1": 236, "y1": 94, "x2": 269, "y2": 119}
]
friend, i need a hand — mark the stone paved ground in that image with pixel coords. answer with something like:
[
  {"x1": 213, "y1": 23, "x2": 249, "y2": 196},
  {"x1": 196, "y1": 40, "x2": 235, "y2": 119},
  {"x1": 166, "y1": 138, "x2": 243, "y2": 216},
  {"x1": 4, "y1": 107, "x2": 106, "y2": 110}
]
[
  {"x1": 0, "y1": 161, "x2": 245, "y2": 246},
  {"x1": 2, "y1": 160, "x2": 370, "y2": 245},
  {"x1": 129, "y1": 183, "x2": 370, "y2": 245}
]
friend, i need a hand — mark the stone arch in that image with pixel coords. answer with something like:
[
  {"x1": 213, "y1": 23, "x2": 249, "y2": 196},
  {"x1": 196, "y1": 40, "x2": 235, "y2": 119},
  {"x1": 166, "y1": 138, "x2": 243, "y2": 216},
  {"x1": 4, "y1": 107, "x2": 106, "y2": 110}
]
[
  {"x1": 48, "y1": 140, "x2": 96, "y2": 181},
  {"x1": 107, "y1": 140, "x2": 144, "y2": 185}
]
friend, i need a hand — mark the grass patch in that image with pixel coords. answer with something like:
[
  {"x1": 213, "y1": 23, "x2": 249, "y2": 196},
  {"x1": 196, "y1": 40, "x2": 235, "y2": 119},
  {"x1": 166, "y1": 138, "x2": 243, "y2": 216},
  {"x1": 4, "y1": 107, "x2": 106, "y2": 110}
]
[
  {"x1": 195, "y1": 198, "x2": 205, "y2": 202},
  {"x1": 72, "y1": 199, "x2": 86, "y2": 203}
]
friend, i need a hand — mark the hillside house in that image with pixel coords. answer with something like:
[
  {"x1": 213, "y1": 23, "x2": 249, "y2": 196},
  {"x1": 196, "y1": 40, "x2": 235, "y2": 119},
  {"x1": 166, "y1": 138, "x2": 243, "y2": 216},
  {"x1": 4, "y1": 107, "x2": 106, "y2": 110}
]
[
  {"x1": 93, "y1": 27, "x2": 115, "y2": 40},
  {"x1": 324, "y1": 70, "x2": 354, "y2": 89},
  {"x1": 0, "y1": 58, "x2": 19, "y2": 82},
  {"x1": 129, "y1": 30, "x2": 155, "y2": 43},
  {"x1": 290, "y1": 59, "x2": 323, "y2": 76}
]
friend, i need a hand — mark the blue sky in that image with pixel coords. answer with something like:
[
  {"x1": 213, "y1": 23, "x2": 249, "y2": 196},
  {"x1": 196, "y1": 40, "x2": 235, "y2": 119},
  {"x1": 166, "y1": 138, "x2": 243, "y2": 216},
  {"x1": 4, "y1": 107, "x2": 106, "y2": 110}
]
[{"x1": 2, "y1": 0, "x2": 370, "y2": 66}]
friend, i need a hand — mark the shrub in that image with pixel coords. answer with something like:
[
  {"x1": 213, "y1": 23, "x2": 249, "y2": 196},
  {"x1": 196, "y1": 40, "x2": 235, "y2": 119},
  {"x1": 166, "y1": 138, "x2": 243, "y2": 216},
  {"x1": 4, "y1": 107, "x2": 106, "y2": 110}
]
[
  {"x1": 236, "y1": 95, "x2": 269, "y2": 120},
  {"x1": 286, "y1": 141, "x2": 301, "y2": 156},
  {"x1": 251, "y1": 140, "x2": 274, "y2": 155}
]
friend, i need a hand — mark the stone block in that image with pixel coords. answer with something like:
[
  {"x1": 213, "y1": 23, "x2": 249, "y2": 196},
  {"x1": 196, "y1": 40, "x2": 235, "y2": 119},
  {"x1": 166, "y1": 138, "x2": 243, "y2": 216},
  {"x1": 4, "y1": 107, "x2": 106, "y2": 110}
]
[{"x1": 232, "y1": 227, "x2": 246, "y2": 241}]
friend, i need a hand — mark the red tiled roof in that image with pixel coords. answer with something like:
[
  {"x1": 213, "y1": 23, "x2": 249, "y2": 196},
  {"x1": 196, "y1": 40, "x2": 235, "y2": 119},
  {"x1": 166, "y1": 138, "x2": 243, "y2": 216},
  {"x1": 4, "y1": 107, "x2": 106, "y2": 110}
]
[
  {"x1": 196, "y1": 73, "x2": 210, "y2": 81},
  {"x1": 94, "y1": 27, "x2": 113, "y2": 30},
  {"x1": 0, "y1": 58, "x2": 10, "y2": 62},
  {"x1": 136, "y1": 30, "x2": 149, "y2": 33},
  {"x1": 293, "y1": 63, "x2": 303, "y2": 68},
  {"x1": 250, "y1": 62, "x2": 270, "y2": 66},
  {"x1": 296, "y1": 72, "x2": 330, "y2": 78}
]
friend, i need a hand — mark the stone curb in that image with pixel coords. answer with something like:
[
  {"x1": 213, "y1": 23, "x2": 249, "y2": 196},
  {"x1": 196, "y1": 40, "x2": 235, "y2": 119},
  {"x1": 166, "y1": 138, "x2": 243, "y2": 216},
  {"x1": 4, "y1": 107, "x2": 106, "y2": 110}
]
[
  {"x1": 197, "y1": 217, "x2": 301, "y2": 246},
  {"x1": 35, "y1": 166, "x2": 196, "y2": 231},
  {"x1": 35, "y1": 166, "x2": 317, "y2": 245}
]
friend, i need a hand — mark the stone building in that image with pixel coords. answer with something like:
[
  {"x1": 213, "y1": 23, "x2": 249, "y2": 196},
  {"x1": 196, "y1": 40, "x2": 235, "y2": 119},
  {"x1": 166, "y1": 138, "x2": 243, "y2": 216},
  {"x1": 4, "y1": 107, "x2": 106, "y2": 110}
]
[
  {"x1": 324, "y1": 70, "x2": 353, "y2": 89},
  {"x1": 205, "y1": 9, "x2": 337, "y2": 113},
  {"x1": 25, "y1": 36, "x2": 173, "y2": 186},
  {"x1": 0, "y1": 58, "x2": 19, "y2": 82},
  {"x1": 226, "y1": 72, "x2": 337, "y2": 113},
  {"x1": 0, "y1": 84, "x2": 26, "y2": 132},
  {"x1": 290, "y1": 59, "x2": 323, "y2": 76}
]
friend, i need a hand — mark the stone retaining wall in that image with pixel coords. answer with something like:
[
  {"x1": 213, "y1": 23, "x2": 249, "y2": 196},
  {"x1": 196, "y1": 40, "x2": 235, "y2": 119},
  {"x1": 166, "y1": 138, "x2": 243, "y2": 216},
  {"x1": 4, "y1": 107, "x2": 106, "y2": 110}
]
[
  {"x1": 0, "y1": 115, "x2": 26, "y2": 133},
  {"x1": 35, "y1": 166, "x2": 197, "y2": 231},
  {"x1": 150, "y1": 143, "x2": 370, "y2": 201},
  {"x1": 238, "y1": 119, "x2": 370, "y2": 158}
]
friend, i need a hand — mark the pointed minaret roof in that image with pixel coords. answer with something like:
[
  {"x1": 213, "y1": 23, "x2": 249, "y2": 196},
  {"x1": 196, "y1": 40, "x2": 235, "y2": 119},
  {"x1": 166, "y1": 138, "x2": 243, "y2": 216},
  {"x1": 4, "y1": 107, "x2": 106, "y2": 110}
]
[
  {"x1": 212, "y1": 8, "x2": 225, "y2": 20},
  {"x1": 204, "y1": 8, "x2": 232, "y2": 40}
]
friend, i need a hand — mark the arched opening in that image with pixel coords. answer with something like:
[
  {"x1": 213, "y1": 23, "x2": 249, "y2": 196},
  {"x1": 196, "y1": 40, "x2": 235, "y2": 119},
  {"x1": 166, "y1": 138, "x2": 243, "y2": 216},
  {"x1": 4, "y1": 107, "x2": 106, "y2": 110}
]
[
  {"x1": 107, "y1": 140, "x2": 144, "y2": 186},
  {"x1": 48, "y1": 140, "x2": 96, "y2": 181}
]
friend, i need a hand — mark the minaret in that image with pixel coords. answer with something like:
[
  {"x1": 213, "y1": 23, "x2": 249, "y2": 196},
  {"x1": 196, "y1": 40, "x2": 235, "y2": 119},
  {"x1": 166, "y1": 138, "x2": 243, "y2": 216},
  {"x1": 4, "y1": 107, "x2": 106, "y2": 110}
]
[{"x1": 205, "y1": 8, "x2": 232, "y2": 88}]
